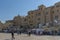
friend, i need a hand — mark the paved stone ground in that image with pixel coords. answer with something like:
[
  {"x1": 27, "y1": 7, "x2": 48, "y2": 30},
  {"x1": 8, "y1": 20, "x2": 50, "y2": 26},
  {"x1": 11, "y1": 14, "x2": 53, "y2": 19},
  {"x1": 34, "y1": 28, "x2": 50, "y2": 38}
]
[{"x1": 0, "y1": 33, "x2": 60, "y2": 40}]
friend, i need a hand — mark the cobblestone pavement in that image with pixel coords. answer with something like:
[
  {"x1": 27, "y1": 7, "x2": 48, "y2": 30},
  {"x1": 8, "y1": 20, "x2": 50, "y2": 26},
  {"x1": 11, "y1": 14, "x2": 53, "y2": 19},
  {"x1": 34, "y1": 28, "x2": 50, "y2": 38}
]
[{"x1": 0, "y1": 33, "x2": 60, "y2": 40}]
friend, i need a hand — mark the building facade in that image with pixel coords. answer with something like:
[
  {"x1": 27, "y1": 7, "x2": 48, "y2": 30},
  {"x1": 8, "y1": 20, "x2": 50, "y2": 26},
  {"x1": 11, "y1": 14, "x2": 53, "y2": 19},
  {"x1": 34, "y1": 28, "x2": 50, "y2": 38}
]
[
  {"x1": 27, "y1": 2, "x2": 60, "y2": 28},
  {"x1": 1, "y1": 2, "x2": 60, "y2": 30}
]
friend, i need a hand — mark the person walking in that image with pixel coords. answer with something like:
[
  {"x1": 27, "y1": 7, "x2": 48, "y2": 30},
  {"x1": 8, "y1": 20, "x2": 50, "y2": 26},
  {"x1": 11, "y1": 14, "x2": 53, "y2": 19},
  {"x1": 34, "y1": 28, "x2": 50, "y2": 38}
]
[
  {"x1": 11, "y1": 29, "x2": 15, "y2": 39},
  {"x1": 28, "y1": 29, "x2": 31, "y2": 36},
  {"x1": 19, "y1": 30, "x2": 21, "y2": 34}
]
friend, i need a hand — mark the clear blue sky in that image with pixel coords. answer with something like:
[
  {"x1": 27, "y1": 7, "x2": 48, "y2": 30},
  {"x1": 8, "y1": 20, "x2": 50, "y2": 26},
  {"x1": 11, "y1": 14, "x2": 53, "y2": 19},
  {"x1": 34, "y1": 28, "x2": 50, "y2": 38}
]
[{"x1": 0, "y1": 0, "x2": 60, "y2": 23}]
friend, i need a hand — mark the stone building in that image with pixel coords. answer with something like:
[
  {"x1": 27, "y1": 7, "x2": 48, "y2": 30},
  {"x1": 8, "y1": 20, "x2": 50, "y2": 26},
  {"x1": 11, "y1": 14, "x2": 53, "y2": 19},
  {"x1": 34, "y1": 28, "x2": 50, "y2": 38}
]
[
  {"x1": 13, "y1": 15, "x2": 22, "y2": 27},
  {"x1": 27, "y1": 2, "x2": 60, "y2": 29},
  {"x1": 2, "y1": 20, "x2": 13, "y2": 30},
  {"x1": 27, "y1": 5, "x2": 46, "y2": 28},
  {"x1": 13, "y1": 15, "x2": 28, "y2": 28},
  {"x1": 1, "y1": 2, "x2": 60, "y2": 30},
  {"x1": 0, "y1": 21, "x2": 4, "y2": 29}
]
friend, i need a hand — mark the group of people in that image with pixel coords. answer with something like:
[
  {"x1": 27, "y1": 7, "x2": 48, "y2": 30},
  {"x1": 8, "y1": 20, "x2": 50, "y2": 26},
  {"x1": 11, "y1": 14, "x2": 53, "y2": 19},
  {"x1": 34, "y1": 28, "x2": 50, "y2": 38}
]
[{"x1": 10, "y1": 29, "x2": 32, "y2": 40}]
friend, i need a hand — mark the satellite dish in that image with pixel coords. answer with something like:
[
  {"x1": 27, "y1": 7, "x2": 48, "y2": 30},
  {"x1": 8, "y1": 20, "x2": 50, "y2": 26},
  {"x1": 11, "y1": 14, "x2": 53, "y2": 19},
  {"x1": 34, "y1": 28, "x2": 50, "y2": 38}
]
[
  {"x1": 39, "y1": 24, "x2": 42, "y2": 28},
  {"x1": 54, "y1": 20, "x2": 58, "y2": 23},
  {"x1": 46, "y1": 23, "x2": 49, "y2": 25}
]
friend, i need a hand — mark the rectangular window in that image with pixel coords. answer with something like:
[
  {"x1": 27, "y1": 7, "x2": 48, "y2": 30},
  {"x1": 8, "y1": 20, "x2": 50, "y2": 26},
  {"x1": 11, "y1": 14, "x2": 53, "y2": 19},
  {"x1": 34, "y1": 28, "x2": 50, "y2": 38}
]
[
  {"x1": 30, "y1": 24, "x2": 33, "y2": 26},
  {"x1": 55, "y1": 15, "x2": 58, "y2": 20},
  {"x1": 56, "y1": 5, "x2": 60, "y2": 7},
  {"x1": 57, "y1": 10, "x2": 59, "y2": 12},
  {"x1": 38, "y1": 18, "x2": 40, "y2": 20},
  {"x1": 46, "y1": 12, "x2": 48, "y2": 15},
  {"x1": 24, "y1": 19, "x2": 27, "y2": 21},
  {"x1": 36, "y1": 13, "x2": 41, "y2": 16},
  {"x1": 52, "y1": 11, "x2": 54, "y2": 13}
]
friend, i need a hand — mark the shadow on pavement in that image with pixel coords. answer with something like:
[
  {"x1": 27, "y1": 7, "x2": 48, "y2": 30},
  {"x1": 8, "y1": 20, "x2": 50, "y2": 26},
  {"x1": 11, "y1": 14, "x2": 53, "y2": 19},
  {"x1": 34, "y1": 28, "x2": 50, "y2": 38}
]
[
  {"x1": 4, "y1": 39, "x2": 10, "y2": 40},
  {"x1": 4, "y1": 38, "x2": 15, "y2": 40}
]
